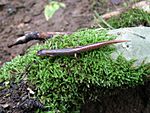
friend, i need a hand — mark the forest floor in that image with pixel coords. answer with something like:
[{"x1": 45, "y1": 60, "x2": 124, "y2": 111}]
[{"x1": 0, "y1": 0, "x2": 150, "y2": 113}]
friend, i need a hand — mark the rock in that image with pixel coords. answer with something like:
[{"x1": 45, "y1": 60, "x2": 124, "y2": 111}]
[
  {"x1": 32, "y1": 4, "x2": 44, "y2": 16},
  {"x1": 6, "y1": 4, "x2": 17, "y2": 16},
  {"x1": 16, "y1": 30, "x2": 24, "y2": 36},
  {"x1": 132, "y1": 1, "x2": 150, "y2": 13},
  {"x1": 0, "y1": 106, "x2": 5, "y2": 113},
  {"x1": 4, "y1": 27, "x2": 11, "y2": 33},
  {"x1": 109, "y1": 27, "x2": 150, "y2": 66},
  {"x1": 17, "y1": 23, "x2": 25, "y2": 29},
  {"x1": 24, "y1": 0, "x2": 36, "y2": 9},
  {"x1": 14, "y1": 14, "x2": 24, "y2": 23},
  {"x1": 111, "y1": 0, "x2": 122, "y2": 5},
  {"x1": 0, "y1": 27, "x2": 4, "y2": 33},
  {"x1": 0, "y1": 0, "x2": 9, "y2": 6},
  {"x1": 24, "y1": 15, "x2": 32, "y2": 23},
  {"x1": 13, "y1": 1, "x2": 24, "y2": 9}
]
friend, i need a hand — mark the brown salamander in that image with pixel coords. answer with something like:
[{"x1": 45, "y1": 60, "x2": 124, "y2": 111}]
[{"x1": 37, "y1": 40, "x2": 129, "y2": 57}]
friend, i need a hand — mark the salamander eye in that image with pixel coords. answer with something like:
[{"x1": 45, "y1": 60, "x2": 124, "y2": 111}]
[{"x1": 37, "y1": 50, "x2": 45, "y2": 56}]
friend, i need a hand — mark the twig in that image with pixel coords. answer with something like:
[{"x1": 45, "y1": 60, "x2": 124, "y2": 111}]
[
  {"x1": 94, "y1": 11, "x2": 114, "y2": 29},
  {"x1": 8, "y1": 31, "x2": 72, "y2": 48}
]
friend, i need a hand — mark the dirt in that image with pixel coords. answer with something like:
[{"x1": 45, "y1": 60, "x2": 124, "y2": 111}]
[
  {"x1": 0, "y1": 0, "x2": 150, "y2": 113},
  {"x1": 81, "y1": 83, "x2": 150, "y2": 113},
  {"x1": 0, "y1": 81, "x2": 45, "y2": 113},
  {"x1": 0, "y1": 0, "x2": 94, "y2": 66}
]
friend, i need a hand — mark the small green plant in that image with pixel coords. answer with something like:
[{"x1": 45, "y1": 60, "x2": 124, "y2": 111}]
[
  {"x1": 44, "y1": 1, "x2": 66, "y2": 21},
  {"x1": 0, "y1": 29, "x2": 149, "y2": 112}
]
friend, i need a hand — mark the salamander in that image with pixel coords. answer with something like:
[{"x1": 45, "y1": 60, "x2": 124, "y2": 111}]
[{"x1": 37, "y1": 40, "x2": 129, "y2": 57}]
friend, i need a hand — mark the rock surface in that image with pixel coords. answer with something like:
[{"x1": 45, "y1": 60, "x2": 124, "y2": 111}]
[{"x1": 109, "y1": 27, "x2": 150, "y2": 66}]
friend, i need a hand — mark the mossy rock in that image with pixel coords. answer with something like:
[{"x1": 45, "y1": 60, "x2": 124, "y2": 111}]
[
  {"x1": 0, "y1": 28, "x2": 149, "y2": 112},
  {"x1": 105, "y1": 8, "x2": 150, "y2": 28}
]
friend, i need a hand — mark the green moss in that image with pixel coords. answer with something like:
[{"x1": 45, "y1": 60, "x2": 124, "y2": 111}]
[
  {"x1": 104, "y1": 8, "x2": 150, "y2": 28},
  {"x1": 0, "y1": 29, "x2": 149, "y2": 112}
]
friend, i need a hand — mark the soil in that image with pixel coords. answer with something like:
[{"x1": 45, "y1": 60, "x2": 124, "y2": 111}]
[
  {"x1": 0, "y1": 0, "x2": 94, "y2": 66},
  {"x1": 0, "y1": 0, "x2": 150, "y2": 113}
]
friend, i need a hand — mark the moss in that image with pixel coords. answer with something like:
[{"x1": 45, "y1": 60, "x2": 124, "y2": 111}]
[
  {"x1": 0, "y1": 29, "x2": 149, "y2": 112},
  {"x1": 104, "y1": 8, "x2": 150, "y2": 28}
]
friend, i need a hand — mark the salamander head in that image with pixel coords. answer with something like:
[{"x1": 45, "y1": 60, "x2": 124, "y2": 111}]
[
  {"x1": 37, "y1": 50, "x2": 47, "y2": 56},
  {"x1": 37, "y1": 49, "x2": 54, "y2": 57}
]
